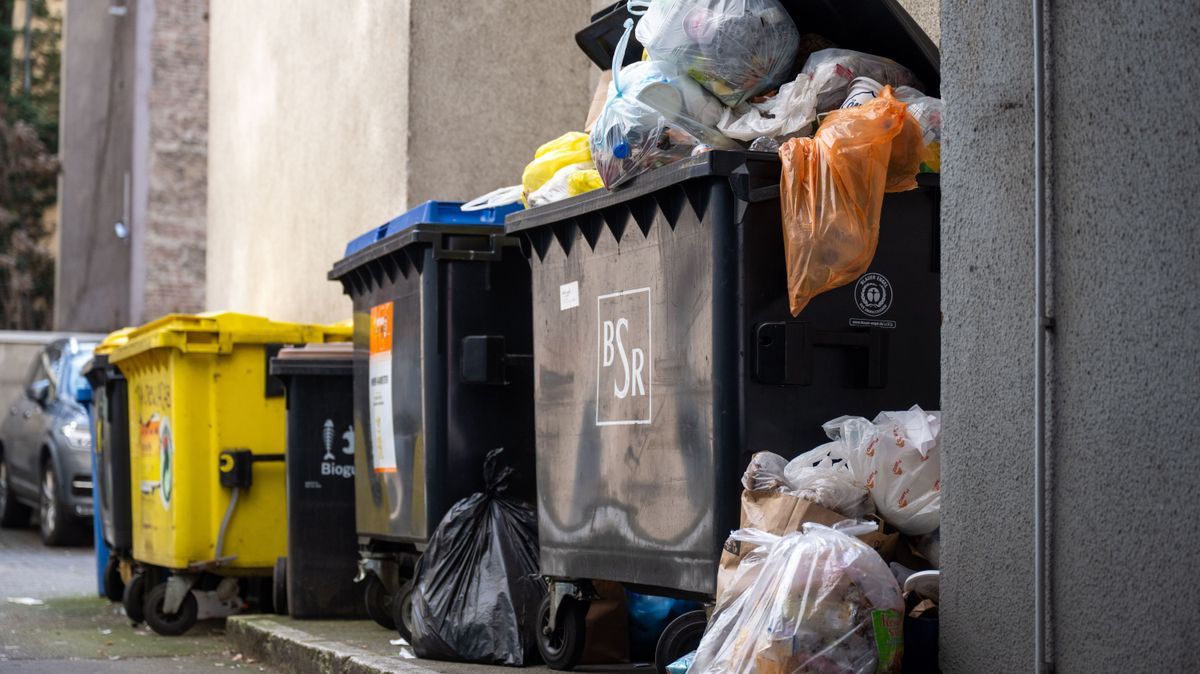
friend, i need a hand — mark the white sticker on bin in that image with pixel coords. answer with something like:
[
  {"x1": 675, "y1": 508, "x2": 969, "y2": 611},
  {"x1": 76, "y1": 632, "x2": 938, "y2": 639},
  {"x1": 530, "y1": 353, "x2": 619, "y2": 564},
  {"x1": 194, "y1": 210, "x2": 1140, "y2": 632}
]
[{"x1": 560, "y1": 281, "x2": 580, "y2": 311}]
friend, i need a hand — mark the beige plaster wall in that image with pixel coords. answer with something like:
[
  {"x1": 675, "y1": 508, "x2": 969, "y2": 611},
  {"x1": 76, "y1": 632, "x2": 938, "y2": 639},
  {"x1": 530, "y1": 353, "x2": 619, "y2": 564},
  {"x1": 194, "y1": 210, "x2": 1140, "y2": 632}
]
[{"x1": 206, "y1": 1, "x2": 594, "y2": 324}]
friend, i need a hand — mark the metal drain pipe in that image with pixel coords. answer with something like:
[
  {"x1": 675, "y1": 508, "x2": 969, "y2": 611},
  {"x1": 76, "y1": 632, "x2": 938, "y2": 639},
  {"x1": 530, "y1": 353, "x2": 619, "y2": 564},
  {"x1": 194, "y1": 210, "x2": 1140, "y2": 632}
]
[{"x1": 1033, "y1": 0, "x2": 1052, "y2": 670}]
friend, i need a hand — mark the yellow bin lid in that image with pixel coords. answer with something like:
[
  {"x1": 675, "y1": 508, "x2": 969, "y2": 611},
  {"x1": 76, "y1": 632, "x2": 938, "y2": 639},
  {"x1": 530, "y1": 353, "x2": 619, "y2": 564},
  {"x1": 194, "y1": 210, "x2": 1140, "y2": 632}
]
[
  {"x1": 109, "y1": 312, "x2": 351, "y2": 364},
  {"x1": 94, "y1": 327, "x2": 135, "y2": 357}
]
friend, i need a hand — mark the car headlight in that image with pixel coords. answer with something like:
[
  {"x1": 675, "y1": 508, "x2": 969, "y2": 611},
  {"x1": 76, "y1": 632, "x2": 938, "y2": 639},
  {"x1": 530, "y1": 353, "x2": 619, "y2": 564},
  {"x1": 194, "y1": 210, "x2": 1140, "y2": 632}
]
[{"x1": 62, "y1": 421, "x2": 92, "y2": 449}]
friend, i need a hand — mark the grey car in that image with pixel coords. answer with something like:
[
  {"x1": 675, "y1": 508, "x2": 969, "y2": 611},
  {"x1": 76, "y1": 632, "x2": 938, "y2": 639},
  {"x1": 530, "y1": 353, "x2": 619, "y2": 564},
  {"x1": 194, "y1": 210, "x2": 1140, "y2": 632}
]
[{"x1": 0, "y1": 338, "x2": 97, "y2": 546}]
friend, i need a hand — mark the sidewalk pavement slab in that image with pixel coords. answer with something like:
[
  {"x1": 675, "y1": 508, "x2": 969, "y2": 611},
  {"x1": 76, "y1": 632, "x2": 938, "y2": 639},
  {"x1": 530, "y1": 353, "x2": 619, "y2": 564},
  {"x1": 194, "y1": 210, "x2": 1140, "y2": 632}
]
[{"x1": 227, "y1": 615, "x2": 648, "y2": 674}]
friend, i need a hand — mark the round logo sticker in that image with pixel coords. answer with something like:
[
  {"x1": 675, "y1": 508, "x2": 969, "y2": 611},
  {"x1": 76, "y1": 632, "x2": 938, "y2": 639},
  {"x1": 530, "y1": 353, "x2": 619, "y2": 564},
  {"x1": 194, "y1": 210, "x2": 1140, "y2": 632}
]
[
  {"x1": 855, "y1": 273, "x2": 893, "y2": 317},
  {"x1": 159, "y1": 417, "x2": 173, "y2": 509}
]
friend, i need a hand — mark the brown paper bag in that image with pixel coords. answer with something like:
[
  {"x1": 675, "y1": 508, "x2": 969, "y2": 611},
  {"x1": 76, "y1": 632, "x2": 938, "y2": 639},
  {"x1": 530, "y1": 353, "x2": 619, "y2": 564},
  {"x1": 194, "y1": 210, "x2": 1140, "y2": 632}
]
[{"x1": 715, "y1": 490, "x2": 900, "y2": 599}]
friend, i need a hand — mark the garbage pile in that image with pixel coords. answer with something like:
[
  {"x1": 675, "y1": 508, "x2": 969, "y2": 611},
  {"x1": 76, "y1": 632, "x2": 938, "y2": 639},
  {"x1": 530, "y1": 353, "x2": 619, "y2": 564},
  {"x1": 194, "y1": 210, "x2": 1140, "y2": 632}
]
[{"x1": 677, "y1": 406, "x2": 943, "y2": 674}]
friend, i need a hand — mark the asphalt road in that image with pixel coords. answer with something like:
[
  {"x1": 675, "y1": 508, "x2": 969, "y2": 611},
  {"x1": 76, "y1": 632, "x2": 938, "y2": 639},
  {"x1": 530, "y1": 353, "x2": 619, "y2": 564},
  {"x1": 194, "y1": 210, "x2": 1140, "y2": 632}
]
[{"x1": 0, "y1": 527, "x2": 279, "y2": 673}]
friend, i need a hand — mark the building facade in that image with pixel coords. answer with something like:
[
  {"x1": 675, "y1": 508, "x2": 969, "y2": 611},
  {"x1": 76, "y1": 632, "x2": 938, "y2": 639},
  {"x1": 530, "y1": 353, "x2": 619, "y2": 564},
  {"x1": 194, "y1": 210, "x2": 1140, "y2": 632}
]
[{"x1": 56, "y1": 0, "x2": 207, "y2": 332}]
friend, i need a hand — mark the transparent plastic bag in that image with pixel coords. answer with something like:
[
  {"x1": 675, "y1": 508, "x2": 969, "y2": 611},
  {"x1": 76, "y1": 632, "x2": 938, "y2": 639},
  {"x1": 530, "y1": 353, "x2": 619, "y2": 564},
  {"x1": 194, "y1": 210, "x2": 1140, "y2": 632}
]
[
  {"x1": 825, "y1": 406, "x2": 942, "y2": 536},
  {"x1": 692, "y1": 525, "x2": 904, "y2": 674},
  {"x1": 521, "y1": 132, "x2": 592, "y2": 206},
  {"x1": 635, "y1": 0, "x2": 799, "y2": 107},
  {"x1": 592, "y1": 19, "x2": 736, "y2": 189},
  {"x1": 802, "y1": 49, "x2": 922, "y2": 114},
  {"x1": 778, "y1": 87, "x2": 927, "y2": 316},
  {"x1": 717, "y1": 48, "x2": 920, "y2": 142}
]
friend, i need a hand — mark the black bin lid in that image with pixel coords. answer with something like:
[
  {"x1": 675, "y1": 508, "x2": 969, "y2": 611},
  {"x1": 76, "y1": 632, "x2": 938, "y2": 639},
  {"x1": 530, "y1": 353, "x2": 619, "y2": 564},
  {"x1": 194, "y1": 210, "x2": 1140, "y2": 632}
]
[
  {"x1": 577, "y1": 0, "x2": 939, "y2": 95},
  {"x1": 270, "y1": 342, "x2": 354, "y2": 378}
]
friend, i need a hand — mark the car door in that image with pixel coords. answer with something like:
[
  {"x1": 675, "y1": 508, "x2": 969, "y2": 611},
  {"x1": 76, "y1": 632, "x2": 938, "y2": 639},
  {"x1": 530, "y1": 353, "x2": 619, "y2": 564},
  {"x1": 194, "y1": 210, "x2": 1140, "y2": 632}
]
[
  {"x1": 5, "y1": 350, "x2": 51, "y2": 494},
  {"x1": 28, "y1": 344, "x2": 65, "y2": 470}
]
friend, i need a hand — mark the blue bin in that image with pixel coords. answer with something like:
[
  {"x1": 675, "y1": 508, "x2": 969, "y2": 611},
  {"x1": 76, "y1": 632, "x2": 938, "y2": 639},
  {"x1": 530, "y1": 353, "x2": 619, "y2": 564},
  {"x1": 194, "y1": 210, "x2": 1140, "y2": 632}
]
[{"x1": 342, "y1": 200, "x2": 523, "y2": 257}]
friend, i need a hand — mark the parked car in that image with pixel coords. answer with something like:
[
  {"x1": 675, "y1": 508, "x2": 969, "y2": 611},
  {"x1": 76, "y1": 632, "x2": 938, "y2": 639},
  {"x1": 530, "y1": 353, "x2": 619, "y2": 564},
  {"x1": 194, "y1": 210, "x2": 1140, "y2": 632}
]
[{"x1": 0, "y1": 338, "x2": 97, "y2": 545}]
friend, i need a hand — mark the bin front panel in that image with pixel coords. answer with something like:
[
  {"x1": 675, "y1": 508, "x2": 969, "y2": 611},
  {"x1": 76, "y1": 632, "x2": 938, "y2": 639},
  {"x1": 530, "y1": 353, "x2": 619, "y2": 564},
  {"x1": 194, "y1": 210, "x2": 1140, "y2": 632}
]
[
  {"x1": 126, "y1": 345, "x2": 287, "y2": 572},
  {"x1": 349, "y1": 236, "x2": 536, "y2": 545},
  {"x1": 352, "y1": 261, "x2": 428, "y2": 541},
  {"x1": 283, "y1": 370, "x2": 363, "y2": 617},
  {"x1": 530, "y1": 184, "x2": 720, "y2": 596}
]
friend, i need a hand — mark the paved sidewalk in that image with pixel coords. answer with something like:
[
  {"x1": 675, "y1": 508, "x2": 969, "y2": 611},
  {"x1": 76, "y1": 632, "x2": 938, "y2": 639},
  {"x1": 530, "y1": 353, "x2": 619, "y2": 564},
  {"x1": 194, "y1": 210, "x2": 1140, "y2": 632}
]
[{"x1": 227, "y1": 615, "x2": 647, "y2": 674}]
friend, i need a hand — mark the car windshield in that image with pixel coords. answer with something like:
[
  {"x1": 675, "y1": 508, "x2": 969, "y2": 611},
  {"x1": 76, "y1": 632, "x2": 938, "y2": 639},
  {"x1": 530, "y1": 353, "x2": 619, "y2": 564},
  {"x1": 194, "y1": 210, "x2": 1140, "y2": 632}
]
[{"x1": 63, "y1": 346, "x2": 95, "y2": 400}]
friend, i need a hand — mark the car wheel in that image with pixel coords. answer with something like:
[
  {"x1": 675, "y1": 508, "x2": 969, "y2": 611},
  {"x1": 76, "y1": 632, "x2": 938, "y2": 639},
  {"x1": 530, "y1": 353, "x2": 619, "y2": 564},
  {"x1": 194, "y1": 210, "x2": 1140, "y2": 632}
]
[
  {"x1": 39, "y1": 458, "x2": 83, "y2": 547},
  {"x1": 0, "y1": 455, "x2": 31, "y2": 528}
]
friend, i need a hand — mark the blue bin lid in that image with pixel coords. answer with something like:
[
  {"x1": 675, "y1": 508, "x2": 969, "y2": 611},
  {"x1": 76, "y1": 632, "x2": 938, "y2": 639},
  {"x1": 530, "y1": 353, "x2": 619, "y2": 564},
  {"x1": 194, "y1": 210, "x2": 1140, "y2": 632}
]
[{"x1": 343, "y1": 200, "x2": 524, "y2": 257}]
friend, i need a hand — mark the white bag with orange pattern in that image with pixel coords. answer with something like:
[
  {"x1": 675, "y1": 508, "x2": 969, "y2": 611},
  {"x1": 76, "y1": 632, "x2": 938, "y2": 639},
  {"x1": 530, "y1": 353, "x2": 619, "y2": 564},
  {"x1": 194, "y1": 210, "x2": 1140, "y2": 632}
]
[{"x1": 824, "y1": 405, "x2": 941, "y2": 535}]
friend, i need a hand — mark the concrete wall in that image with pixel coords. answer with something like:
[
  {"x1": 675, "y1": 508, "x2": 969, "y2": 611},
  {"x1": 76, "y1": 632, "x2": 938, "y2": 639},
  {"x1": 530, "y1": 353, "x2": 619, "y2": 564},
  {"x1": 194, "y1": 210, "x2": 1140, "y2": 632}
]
[
  {"x1": 205, "y1": 0, "x2": 595, "y2": 324},
  {"x1": 56, "y1": 0, "x2": 136, "y2": 331},
  {"x1": 940, "y1": 1, "x2": 1200, "y2": 671}
]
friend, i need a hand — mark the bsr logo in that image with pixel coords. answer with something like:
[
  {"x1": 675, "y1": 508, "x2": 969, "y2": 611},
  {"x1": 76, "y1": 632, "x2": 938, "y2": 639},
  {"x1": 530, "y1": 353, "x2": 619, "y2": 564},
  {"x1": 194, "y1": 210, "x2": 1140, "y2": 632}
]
[{"x1": 601, "y1": 318, "x2": 646, "y2": 399}]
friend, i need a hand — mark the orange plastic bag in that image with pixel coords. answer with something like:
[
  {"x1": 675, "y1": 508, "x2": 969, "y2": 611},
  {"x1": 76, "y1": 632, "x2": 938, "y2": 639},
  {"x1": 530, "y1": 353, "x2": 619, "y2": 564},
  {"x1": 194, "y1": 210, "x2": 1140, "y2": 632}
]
[{"x1": 778, "y1": 87, "x2": 926, "y2": 316}]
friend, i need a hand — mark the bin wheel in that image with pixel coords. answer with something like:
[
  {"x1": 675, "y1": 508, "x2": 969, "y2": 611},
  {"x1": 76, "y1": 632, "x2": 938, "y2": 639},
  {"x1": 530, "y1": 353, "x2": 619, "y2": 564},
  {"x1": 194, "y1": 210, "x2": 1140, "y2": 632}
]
[
  {"x1": 363, "y1": 574, "x2": 396, "y2": 630},
  {"x1": 537, "y1": 593, "x2": 587, "y2": 671},
  {"x1": 103, "y1": 555, "x2": 125, "y2": 603},
  {"x1": 654, "y1": 609, "x2": 708, "y2": 674},
  {"x1": 122, "y1": 572, "x2": 148, "y2": 624},
  {"x1": 143, "y1": 582, "x2": 199, "y2": 636},
  {"x1": 392, "y1": 581, "x2": 415, "y2": 643},
  {"x1": 273, "y1": 557, "x2": 288, "y2": 616}
]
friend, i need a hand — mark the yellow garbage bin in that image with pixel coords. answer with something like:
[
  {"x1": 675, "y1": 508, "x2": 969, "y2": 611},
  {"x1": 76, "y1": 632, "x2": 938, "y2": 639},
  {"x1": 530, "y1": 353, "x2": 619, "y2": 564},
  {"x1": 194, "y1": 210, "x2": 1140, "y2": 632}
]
[{"x1": 108, "y1": 313, "x2": 350, "y2": 635}]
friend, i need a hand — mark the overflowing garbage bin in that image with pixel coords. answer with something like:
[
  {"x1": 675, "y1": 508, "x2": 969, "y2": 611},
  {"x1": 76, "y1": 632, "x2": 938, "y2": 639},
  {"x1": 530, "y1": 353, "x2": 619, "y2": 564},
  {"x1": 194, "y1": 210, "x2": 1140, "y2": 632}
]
[
  {"x1": 269, "y1": 342, "x2": 365, "y2": 619},
  {"x1": 505, "y1": 1, "x2": 943, "y2": 668},
  {"x1": 328, "y1": 200, "x2": 535, "y2": 636},
  {"x1": 82, "y1": 328, "x2": 134, "y2": 603},
  {"x1": 107, "y1": 313, "x2": 350, "y2": 635}
]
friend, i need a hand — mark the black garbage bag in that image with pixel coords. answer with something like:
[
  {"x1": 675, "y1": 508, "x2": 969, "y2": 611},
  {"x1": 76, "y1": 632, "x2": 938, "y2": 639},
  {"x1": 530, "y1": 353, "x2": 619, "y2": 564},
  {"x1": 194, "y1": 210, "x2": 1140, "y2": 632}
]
[{"x1": 410, "y1": 448, "x2": 543, "y2": 666}]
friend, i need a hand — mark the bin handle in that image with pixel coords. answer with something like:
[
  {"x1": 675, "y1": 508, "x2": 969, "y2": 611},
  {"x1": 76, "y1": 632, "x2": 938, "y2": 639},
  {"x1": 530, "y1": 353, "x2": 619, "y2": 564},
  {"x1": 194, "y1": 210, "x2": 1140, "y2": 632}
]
[{"x1": 728, "y1": 168, "x2": 780, "y2": 204}]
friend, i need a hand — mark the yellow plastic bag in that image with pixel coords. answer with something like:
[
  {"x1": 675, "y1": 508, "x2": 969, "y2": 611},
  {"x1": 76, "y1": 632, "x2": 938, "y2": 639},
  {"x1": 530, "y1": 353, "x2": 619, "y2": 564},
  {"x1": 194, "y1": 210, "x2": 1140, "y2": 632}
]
[
  {"x1": 778, "y1": 87, "x2": 926, "y2": 316},
  {"x1": 566, "y1": 169, "x2": 603, "y2": 197},
  {"x1": 521, "y1": 132, "x2": 592, "y2": 206}
]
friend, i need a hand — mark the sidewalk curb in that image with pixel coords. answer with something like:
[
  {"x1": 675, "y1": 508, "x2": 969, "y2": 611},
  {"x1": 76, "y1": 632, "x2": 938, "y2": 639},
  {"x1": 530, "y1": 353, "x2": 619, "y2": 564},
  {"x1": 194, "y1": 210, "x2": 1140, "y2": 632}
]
[{"x1": 227, "y1": 615, "x2": 438, "y2": 674}]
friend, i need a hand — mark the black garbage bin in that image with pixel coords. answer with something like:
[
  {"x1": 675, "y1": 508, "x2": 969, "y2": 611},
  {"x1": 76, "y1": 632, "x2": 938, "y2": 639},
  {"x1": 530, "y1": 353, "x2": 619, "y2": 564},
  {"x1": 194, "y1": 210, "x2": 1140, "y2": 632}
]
[
  {"x1": 508, "y1": 149, "x2": 940, "y2": 670},
  {"x1": 328, "y1": 200, "x2": 536, "y2": 636},
  {"x1": 82, "y1": 334, "x2": 134, "y2": 602},
  {"x1": 270, "y1": 343, "x2": 364, "y2": 619}
]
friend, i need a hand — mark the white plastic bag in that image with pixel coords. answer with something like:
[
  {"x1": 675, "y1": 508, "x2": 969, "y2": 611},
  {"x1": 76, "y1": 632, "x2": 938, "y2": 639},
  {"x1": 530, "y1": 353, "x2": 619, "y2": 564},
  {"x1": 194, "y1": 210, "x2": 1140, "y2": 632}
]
[
  {"x1": 717, "y1": 48, "x2": 921, "y2": 142},
  {"x1": 826, "y1": 406, "x2": 942, "y2": 535},
  {"x1": 692, "y1": 524, "x2": 904, "y2": 674},
  {"x1": 782, "y1": 444, "x2": 873, "y2": 519},
  {"x1": 635, "y1": 0, "x2": 799, "y2": 107},
  {"x1": 592, "y1": 19, "x2": 736, "y2": 189}
]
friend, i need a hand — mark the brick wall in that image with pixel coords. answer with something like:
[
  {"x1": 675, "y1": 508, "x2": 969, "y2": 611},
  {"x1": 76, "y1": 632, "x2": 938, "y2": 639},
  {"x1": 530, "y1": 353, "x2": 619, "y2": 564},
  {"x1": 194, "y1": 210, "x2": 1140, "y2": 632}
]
[{"x1": 141, "y1": 0, "x2": 208, "y2": 321}]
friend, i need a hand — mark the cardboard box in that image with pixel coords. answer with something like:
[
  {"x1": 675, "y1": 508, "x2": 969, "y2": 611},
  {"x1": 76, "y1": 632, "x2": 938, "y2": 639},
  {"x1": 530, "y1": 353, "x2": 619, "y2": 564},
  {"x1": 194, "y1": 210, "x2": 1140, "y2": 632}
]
[{"x1": 584, "y1": 70, "x2": 613, "y2": 134}]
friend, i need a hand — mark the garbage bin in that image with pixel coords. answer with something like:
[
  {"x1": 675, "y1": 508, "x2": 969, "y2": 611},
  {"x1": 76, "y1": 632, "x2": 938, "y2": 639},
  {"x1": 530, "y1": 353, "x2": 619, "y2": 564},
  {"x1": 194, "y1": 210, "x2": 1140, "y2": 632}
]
[
  {"x1": 269, "y1": 342, "x2": 364, "y2": 619},
  {"x1": 514, "y1": 3, "x2": 942, "y2": 667},
  {"x1": 82, "y1": 327, "x2": 134, "y2": 604},
  {"x1": 107, "y1": 313, "x2": 350, "y2": 635},
  {"x1": 328, "y1": 200, "x2": 536, "y2": 635},
  {"x1": 508, "y1": 148, "x2": 940, "y2": 668}
]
